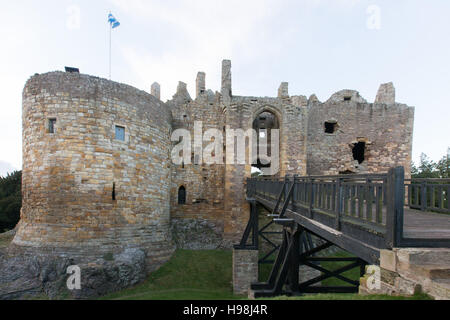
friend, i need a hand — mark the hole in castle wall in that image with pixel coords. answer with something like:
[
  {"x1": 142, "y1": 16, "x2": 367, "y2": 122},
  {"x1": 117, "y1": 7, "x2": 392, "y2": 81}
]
[
  {"x1": 344, "y1": 96, "x2": 352, "y2": 101},
  {"x1": 324, "y1": 121, "x2": 338, "y2": 134},
  {"x1": 352, "y1": 142, "x2": 366, "y2": 164}
]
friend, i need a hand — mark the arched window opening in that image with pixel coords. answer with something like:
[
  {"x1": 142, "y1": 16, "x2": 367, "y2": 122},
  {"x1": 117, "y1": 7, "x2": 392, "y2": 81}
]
[{"x1": 178, "y1": 186, "x2": 186, "y2": 205}]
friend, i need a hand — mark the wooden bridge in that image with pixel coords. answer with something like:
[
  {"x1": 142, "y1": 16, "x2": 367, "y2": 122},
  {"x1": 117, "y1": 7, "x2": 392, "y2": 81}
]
[{"x1": 235, "y1": 167, "x2": 450, "y2": 297}]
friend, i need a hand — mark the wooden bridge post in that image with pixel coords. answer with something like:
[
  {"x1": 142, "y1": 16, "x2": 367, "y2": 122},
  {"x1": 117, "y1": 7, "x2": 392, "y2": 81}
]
[
  {"x1": 308, "y1": 178, "x2": 315, "y2": 219},
  {"x1": 292, "y1": 175, "x2": 298, "y2": 212},
  {"x1": 335, "y1": 177, "x2": 342, "y2": 231},
  {"x1": 420, "y1": 181, "x2": 427, "y2": 211},
  {"x1": 385, "y1": 167, "x2": 405, "y2": 249},
  {"x1": 284, "y1": 175, "x2": 289, "y2": 201},
  {"x1": 287, "y1": 228, "x2": 301, "y2": 293}
]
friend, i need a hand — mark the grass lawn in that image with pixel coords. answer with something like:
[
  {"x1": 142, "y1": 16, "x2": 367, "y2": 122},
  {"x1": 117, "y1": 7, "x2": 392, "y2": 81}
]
[
  {"x1": 101, "y1": 250, "x2": 244, "y2": 300},
  {"x1": 101, "y1": 249, "x2": 432, "y2": 300}
]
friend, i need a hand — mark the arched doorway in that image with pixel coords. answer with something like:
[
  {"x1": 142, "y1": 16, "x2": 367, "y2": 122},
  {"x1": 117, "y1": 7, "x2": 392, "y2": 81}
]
[{"x1": 252, "y1": 110, "x2": 280, "y2": 176}]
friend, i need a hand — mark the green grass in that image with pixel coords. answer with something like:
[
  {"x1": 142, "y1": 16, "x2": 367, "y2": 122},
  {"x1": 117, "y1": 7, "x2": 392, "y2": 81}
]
[
  {"x1": 101, "y1": 250, "x2": 244, "y2": 300},
  {"x1": 265, "y1": 293, "x2": 433, "y2": 300},
  {"x1": 101, "y1": 249, "x2": 432, "y2": 300},
  {"x1": 320, "y1": 251, "x2": 361, "y2": 287}
]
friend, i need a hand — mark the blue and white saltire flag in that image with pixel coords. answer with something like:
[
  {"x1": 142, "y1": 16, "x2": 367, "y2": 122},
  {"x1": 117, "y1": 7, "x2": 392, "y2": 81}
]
[{"x1": 108, "y1": 13, "x2": 120, "y2": 29}]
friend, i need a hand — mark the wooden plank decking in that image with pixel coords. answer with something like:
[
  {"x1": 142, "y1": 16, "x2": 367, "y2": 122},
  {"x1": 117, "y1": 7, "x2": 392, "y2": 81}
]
[{"x1": 404, "y1": 208, "x2": 450, "y2": 239}]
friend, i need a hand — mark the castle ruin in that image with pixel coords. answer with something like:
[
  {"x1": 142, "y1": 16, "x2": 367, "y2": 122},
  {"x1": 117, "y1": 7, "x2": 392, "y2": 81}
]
[{"x1": 2, "y1": 60, "x2": 414, "y2": 298}]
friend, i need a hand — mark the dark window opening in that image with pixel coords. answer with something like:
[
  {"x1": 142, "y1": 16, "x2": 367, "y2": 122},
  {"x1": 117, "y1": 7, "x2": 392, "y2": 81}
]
[
  {"x1": 181, "y1": 161, "x2": 185, "y2": 169},
  {"x1": 112, "y1": 182, "x2": 116, "y2": 201},
  {"x1": 48, "y1": 118, "x2": 57, "y2": 134},
  {"x1": 352, "y1": 142, "x2": 366, "y2": 164},
  {"x1": 324, "y1": 121, "x2": 338, "y2": 134},
  {"x1": 178, "y1": 186, "x2": 186, "y2": 205},
  {"x1": 344, "y1": 96, "x2": 352, "y2": 101}
]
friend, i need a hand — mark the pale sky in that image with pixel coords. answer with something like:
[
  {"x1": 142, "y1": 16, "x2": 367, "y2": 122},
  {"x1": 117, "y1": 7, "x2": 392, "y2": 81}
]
[{"x1": 0, "y1": 0, "x2": 449, "y2": 177}]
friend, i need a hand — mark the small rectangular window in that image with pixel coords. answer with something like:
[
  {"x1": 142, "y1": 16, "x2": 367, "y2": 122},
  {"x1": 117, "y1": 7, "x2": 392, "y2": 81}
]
[
  {"x1": 48, "y1": 118, "x2": 57, "y2": 134},
  {"x1": 115, "y1": 125, "x2": 125, "y2": 141}
]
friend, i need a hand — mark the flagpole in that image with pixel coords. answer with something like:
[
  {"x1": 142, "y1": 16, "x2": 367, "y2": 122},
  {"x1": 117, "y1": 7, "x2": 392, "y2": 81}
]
[
  {"x1": 109, "y1": 23, "x2": 112, "y2": 80},
  {"x1": 108, "y1": 12, "x2": 119, "y2": 80}
]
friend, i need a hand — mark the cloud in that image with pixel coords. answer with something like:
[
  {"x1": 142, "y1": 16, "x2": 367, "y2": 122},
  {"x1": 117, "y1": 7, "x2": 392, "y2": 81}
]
[{"x1": 110, "y1": 0, "x2": 277, "y2": 100}]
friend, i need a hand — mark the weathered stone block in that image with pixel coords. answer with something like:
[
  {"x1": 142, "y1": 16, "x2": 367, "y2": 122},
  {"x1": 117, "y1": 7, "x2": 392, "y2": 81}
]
[
  {"x1": 380, "y1": 249, "x2": 397, "y2": 272},
  {"x1": 232, "y1": 249, "x2": 258, "y2": 296}
]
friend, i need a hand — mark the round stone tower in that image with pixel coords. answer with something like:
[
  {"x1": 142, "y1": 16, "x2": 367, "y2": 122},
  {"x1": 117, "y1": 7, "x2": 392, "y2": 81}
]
[{"x1": 15, "y1": 72, "x2": 174, "y2": 269}]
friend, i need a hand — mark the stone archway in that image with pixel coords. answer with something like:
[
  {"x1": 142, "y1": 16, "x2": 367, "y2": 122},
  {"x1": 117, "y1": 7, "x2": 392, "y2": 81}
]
[{"x1": 252, "y1": 109, "x2": 281, "y2": 177}]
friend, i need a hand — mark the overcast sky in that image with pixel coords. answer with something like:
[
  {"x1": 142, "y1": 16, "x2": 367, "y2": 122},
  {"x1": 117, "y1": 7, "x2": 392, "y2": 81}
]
[{"x1": 0, "y1": 0, "x2": 449, "y2": 177}]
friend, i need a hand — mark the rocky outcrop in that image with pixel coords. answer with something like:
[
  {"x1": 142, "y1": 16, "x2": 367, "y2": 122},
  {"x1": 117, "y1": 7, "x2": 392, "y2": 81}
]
[{"x1": 0, "y1": 248, "x2": 147, "y2": 300}]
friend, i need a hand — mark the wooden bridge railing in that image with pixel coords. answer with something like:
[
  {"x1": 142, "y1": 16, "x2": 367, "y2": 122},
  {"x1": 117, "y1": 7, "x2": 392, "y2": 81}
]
[
  {"x1": 244, "y1": 167, "x2": 450, "y2": 252},
  {"x1": 405, "y1": 178, "x2": 450, "y2": 214},
  {"x1": 247, "y1": 171, "x2": 393, "y2": 250}
]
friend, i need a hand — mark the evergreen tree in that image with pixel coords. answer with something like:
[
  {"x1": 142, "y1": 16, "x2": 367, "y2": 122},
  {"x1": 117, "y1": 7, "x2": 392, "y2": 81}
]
[{"x1": 0, "y1": 171, "x2": 22, "y2": 232}]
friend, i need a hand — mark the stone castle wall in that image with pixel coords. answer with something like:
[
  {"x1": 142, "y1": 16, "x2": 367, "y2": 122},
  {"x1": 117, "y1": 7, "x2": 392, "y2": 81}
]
[
  {"x1": 7, "y1": 61, "x2": 416, "y2": 298},
  {"x1": 167, "y1": 79, "x2": 226, "y2": 249},
  {"x1": 306, "y1": 89, "x2": 415, "y2": 177},
  {"x1": 16, "y1": 72, "x2": 174, "y2": 268}
]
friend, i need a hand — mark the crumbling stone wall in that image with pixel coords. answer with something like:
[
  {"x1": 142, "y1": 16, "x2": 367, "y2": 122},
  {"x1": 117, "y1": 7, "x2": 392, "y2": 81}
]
[
  {"x1": 17, "y1": 72, "x2": 175, "y2": 268},
  {"x1": 167, "y1": 77, "x2": 226, "y2": 249},
  {"x1": 306, "y1": 88, "x2": 414, "y2": 177},
  {"x1": 166, "y1": 61, "x2": 414, "y2": 246}
]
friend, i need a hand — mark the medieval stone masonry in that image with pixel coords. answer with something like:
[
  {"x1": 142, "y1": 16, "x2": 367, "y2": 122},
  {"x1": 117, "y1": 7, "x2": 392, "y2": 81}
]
[{"x1": 1, "y1": 60, "x2": 414, "y2": 298}]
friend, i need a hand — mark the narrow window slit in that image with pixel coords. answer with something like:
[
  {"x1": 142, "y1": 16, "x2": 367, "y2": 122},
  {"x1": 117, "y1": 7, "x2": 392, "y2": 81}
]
[{"x1": 112, "y1": 182, "x2": 116, "y2": 201}]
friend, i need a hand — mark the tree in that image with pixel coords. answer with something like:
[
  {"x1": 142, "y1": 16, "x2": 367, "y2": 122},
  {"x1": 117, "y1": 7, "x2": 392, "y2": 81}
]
[
  {"x1": 0, "y1": 171, "x2": 22, "y2": 232},
  {"x1": 435, "y1": 148, "x2": 450, "y2": 179},
  {"x1": 411, "y1": 149, "x2": 450, "y2": 179}
]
